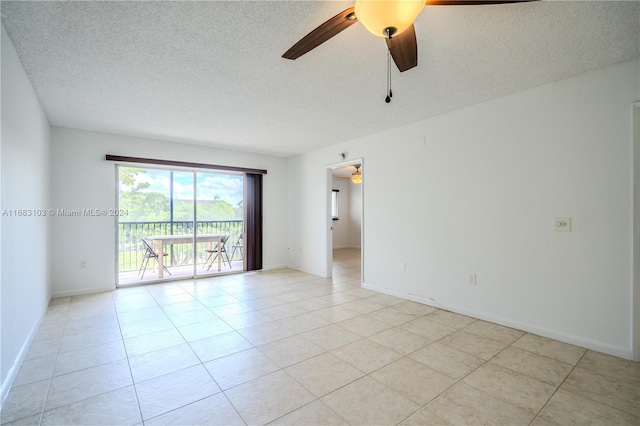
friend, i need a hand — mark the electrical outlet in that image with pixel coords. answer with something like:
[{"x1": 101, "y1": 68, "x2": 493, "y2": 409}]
[
  {"x1": 468, "y1": 273, "x2": 476, "y2": 285},
  {"x1": 402, "y1": 261, "x2": 407, "y2": 271},
  {"x1": 80, "y1": 260, "x2": 87, "y2": 269}
]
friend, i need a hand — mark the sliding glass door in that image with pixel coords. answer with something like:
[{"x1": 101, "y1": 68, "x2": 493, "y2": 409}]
[
  {"x1": 116, "y1": 165, "x2": 244, "y2": 286},
  {"x1": 194, "y1": 171, "x2": 244, "y2": 277}
]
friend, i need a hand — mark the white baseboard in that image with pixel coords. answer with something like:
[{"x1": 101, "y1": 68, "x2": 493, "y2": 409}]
[
  {"x1": 362, "y1": 282, "x2": 632, "y2": 360},
  {"x1": 51, "y1": 285, "x2": 116, "y2": 299},
  {"x1": 261, "y1": 264, "x2": 288, "y2": 271},
  {"x1": 1, "y1": 304, "x2": 48, "y2": 409},
  {"x1": 289, "y1": 265, "x2": 329, "y2": 278}
]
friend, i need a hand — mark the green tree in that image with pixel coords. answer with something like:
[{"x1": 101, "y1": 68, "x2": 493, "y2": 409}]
[
  {"x1": 120, "y1": 191, "x2": 170, "y2": 222},
  {"x1": 119, "y1": 167, "x2": 150, "y2": 192},
  {"x1": 119, "y1": 167, "x2": 170, "y2": 221},
  {"x1": 195, "y1": 199, "x2": 236, "y2": 220}
]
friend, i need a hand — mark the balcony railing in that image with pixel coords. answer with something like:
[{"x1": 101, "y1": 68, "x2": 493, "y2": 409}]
[{"x1": 118, "y1": 220, "x2": 243, "y2": 272}]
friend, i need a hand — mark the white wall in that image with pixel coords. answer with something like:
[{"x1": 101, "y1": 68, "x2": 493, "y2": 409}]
[
  {"x1": 50, "y1": 128, "x2": 288, "y2": 297},
  {"x1": 332, "y1": 177, "x2": 351, "y2": 249},
  {"x1": 288, "y1": 59, "x2": 640, "y2": 359},
  {"x1": 348, "y1": 180, "x2": 361, "y2": 249},
  {"x1": 1, "y1": 25, "x2": 52, "y2": 402},
  {"x1": 332, "y1": 177, "x2": 362, "y2": 250}
]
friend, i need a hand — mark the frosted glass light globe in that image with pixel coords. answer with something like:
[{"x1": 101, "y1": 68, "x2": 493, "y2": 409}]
[{"x1": 354, "y1": 0, "x2": 425, "y2": 38}]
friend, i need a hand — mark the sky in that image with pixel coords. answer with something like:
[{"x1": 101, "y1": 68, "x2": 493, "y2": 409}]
[{"x1": 135, "y1": 168, "x2": 244, "y2": 205}]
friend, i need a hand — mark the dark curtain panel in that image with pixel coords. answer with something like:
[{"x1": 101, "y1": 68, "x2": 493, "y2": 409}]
[{"x1": 245, "y1": 173, "x2": 263, "y2": 271}]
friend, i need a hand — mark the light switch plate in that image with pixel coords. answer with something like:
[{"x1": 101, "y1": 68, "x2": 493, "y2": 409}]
[{"x1": 554, "y1": 217, "x2": 571, "y2": 231}]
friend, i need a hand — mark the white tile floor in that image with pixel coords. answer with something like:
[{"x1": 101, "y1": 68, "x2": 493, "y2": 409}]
[{"x1": 2, "y1": 248, "x2": 639, "y2": 425}]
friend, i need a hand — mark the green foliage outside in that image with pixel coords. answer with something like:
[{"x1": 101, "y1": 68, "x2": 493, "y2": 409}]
[
  {"x1": 117, "y1": 167, "x2": 244, "y2": 272},
  {"x1": 118, "y1": 167, "x2": 242, "y2": 222}
]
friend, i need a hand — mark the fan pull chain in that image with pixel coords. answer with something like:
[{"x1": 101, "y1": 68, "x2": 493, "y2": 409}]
[{"x1": 385, "y1": 30, "x2": 393, "y2": 104}]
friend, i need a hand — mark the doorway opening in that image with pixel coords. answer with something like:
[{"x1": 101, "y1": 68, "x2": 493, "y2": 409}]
[{"x1": 327, "y1": 160, "x2": 364, "y2": 284}]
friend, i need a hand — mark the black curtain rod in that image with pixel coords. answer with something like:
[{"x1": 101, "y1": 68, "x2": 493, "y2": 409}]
[{"x1": 105, "y1": 155, "x2": 267, "y2": 175}]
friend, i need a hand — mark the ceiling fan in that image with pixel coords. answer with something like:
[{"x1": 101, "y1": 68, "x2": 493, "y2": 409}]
[
  {"x1": 283, "y1": 0, "x2": 538, "y2": 73},
  {"x1": 336, "y1": 164, "x2": 362, "y2": 184}
]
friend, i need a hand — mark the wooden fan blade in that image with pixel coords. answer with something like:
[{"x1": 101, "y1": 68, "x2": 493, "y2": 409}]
[
  {"x1": 282, "y1": 7, "x2": 358, "y2": 60},
  {"x1": 426, "y1": 0, "x2": 538, "y2": 5},
  {"x1": 386, "y1": 25, "x2": 418, "y2": 72}
]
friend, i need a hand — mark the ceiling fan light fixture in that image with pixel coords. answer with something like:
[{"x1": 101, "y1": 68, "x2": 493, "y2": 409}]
[
  {"x1": 351, "y1": 164, "x2": 362, "y2": 184},
  {"x1": 354, "y1": 0, "x2": 425, "y2": 38}
]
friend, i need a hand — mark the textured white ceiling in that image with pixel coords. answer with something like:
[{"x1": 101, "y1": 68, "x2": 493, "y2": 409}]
[{"x1": 2, "y1": 1, "x2": 638, "y2": 158}]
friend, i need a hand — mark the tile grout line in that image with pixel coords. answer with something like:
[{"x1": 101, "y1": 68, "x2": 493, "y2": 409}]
[
  {"x1": 32, "y1": 297, "x2": 123, "y2": 424},
  {"x1": 199, "y1": 275, "x2": 369, "y2": 425},
  {"x1": 11, "y1": 253, "x2": 634, "y2": 426},
  {"x1": 527, "y1": 349, "x2": 589, "y2": 426},
  {"x1": 544, "y1": 355, "x2": 640, "y2": 420},
  {"x1": 391, "y1": 318, "x2": 559, "y2": 424},
  {"x1": 176, "y1": 278, "x2": 280, "y2": 425},
  {"x1": 260, "y1": 301, "x2": 432, "y2": 423},
  {"x1": 180, "y1": 297, "x2": 250, "y2": 426},
  {"x1": 36, "y1": 300, "x2": 70, "y2": 426},
  {"x1": 116, "y1": 287, "x2": 153, "y2": 425},
  {"x1": 392, "y1": 319, "x2": 503, "y2": 425}
]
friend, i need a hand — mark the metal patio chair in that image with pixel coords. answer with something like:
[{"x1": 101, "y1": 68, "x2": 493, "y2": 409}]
[{"x1": 139, "y1": 239, "x2": 171, "y2": 279}]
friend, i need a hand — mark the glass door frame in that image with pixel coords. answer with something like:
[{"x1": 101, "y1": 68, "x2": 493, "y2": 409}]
[{"x1": 114, "y1": 164, "x2": 245, "y2": 287}]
